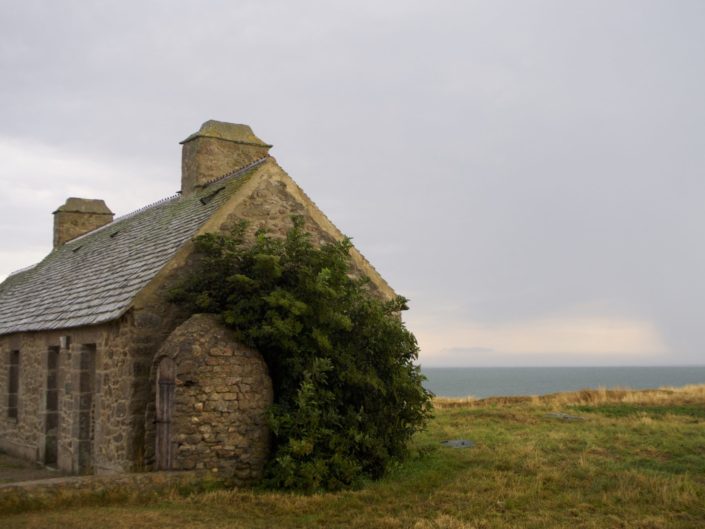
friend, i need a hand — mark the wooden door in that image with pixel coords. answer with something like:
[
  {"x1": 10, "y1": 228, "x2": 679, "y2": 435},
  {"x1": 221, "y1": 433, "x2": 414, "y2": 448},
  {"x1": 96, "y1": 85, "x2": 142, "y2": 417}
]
[{"x1": 155, "y1": 357, "x2": 176, "y2": 470}]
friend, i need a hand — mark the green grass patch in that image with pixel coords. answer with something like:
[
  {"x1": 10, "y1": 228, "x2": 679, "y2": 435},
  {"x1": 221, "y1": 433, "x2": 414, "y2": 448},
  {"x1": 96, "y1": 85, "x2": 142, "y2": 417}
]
[
  {"x1": 572, "y1": 403, "x2": 705, "y2": 419},
  {"x1": 3, "y1": 393, "x2": 705, "y2": 528}
]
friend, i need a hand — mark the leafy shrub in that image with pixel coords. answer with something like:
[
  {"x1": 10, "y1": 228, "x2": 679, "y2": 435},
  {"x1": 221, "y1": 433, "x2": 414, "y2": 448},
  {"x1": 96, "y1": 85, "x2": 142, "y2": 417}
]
[{"x1": 171, "y1": 218, "x2": 432, "y2": 491}]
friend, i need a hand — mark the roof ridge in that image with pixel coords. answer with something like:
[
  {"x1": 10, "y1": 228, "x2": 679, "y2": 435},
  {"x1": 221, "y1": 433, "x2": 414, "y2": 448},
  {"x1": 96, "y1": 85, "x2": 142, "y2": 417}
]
[
  {"x1": 198, "y1": 155, "x2": 269, "y2": 189},
  {"x1": 7, "y1": 262, "x2": 38, "y2": 278},
  {"x1": 65, "y1": 156, "x2": 270, "y2": 246},
  {"x1": 66, "y1": 194, "x2": 181, "y2": 245},
  {"x1": 112, "y1": 193, "x2": 180, "y2": 224}
]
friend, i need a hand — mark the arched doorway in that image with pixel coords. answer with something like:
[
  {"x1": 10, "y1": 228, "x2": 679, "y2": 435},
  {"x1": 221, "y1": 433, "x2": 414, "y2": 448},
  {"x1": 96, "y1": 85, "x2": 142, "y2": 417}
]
[{"x1": 155, "y1": 357, "x2": 176, "y2": 470}]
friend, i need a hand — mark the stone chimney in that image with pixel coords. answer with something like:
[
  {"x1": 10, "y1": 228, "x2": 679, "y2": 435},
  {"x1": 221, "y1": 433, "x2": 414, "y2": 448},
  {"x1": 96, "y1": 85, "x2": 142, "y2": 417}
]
[
  {"x1": 53, "y1": 198, "x2": 114, "y2": 248},
  {"x1": 180, "y1": 120, "x2": 271, "y2": 196}
]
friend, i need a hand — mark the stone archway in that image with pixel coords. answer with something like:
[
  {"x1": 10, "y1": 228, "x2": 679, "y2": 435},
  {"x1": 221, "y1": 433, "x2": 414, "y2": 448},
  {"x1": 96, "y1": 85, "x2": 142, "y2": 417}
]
[{"x1": 147, "y1": 314, "x2": 273, "y2": 484}]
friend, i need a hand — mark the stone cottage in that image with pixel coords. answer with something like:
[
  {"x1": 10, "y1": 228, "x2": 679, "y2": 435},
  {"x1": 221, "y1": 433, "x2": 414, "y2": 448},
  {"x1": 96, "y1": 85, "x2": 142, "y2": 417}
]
[{"x1": 0, "y1": 120, "x2": 393, "y2": 482}]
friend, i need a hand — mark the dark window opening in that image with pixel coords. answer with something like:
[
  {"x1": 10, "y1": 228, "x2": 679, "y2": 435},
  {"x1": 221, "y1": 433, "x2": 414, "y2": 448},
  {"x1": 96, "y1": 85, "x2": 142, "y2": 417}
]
[
  {"x1": 45, "y1": 347, "x2": 60, "y2": 466},
  {"x1": 8, "y1": 350, "x2": 19, "y2": 419},
  {"x1": 200, "y1": 186, "x2": 225, "y2": 205},
  {"x1": 78, "y1": 344, "x2": 96, "y2": 474}
]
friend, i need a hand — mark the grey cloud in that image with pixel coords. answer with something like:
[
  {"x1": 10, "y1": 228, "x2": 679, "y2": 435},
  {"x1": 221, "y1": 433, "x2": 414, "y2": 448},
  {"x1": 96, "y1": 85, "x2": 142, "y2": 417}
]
[
  {"x1": 1, "y1": 1, "x2": 705, "y2": 364},
  {"x1": 441, "y1": 347, "x2": 497, "y2": 355}
]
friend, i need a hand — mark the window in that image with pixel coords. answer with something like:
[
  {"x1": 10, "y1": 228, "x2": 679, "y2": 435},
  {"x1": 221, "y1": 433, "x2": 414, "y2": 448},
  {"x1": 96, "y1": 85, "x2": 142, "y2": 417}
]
[
  {"x1": 78, "y1": 344, "x2": 96, "y2": 473},
  {"x1": 8, "y1": 350, "x2": 19, "y2": 419},
  {"x1": 45, "y1": 347, "x2": 60, "y2": 465}
]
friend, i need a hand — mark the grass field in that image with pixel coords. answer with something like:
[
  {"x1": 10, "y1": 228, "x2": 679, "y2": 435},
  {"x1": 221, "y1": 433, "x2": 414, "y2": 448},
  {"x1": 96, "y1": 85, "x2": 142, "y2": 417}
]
[{"x1": 3, "y1": 385, "x2": 705, "y2": 528}]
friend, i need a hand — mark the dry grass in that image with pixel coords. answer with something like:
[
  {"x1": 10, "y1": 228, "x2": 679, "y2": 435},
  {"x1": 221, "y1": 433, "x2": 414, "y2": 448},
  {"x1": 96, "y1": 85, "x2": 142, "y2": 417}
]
[
  {"x1": 434, "y1": 383, "x2": 705, "y2": 408},
  {"x1": 3, "y1": 385, "x2": 705, "y2": 528}
]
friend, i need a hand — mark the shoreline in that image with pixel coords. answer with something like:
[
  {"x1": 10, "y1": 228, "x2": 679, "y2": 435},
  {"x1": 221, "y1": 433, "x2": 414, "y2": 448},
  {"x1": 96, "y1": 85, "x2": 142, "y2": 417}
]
[{"x1": 422, "y1": 365, "x2": 705, "y2": 398}]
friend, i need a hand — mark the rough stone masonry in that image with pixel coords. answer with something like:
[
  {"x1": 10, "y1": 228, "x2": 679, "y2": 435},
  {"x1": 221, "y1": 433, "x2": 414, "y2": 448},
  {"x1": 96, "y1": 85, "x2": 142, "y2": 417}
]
[{"x1": 0, "y1": 120, "x2": 394, "y2": 483}]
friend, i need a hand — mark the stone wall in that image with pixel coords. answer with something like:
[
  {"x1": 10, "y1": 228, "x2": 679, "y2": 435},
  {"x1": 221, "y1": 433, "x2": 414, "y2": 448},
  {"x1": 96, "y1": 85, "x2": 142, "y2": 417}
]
[
  {"x1": 0, "y1": 152, "x2": 393, "y2": 481},
  {"x1": 124, "y1": 298, "x2": 193, "y2": 471},
  {"x1": 0, "y1": 286, "x2": 195, "y2": 475},
  {"x1": 52, "y1": 198, "x2": 114, "y2": 248},
  {"x1": 0, "y1": 199, "x2": 275, "y2": 480},
  {"x1": 144, "y1": 314, "x2": 272, "y2": 484},
  {"x1": 217, "y1": 160, "x2": 395, "y2": 300},
  {"x1": 0, "y1": 321, "x2": 135, "y2": 474},
  {"x1": 222, "y1": 167, "x2": 311, "y2": 240}
]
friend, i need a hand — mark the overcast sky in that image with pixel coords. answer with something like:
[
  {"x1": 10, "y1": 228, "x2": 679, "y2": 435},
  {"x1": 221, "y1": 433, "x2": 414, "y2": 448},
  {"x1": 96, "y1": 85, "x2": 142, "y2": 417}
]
[{"x1": 1, "y1": 1, "x2": 704, "y2": 366}]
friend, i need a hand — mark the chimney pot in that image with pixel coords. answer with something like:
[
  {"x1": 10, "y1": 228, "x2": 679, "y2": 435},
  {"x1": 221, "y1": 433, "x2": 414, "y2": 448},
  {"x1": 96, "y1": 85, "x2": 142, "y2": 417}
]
[
  {"x1": 53, "y1": 198, "x2": 114, "y2": 248},
  {"x1": 180, "y1": 120, "x2": 271, "y2": 196}
]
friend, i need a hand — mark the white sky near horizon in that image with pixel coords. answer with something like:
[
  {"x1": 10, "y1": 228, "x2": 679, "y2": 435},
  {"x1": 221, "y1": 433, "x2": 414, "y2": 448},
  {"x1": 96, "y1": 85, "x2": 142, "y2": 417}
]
[{"x1": 1, "y1": 1, "x2": 704, "y2": 367}]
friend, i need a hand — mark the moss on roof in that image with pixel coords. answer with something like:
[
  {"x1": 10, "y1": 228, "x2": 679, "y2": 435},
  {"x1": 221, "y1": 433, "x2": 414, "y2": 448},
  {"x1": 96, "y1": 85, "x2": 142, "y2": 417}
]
[
  {"x1": 53, "y1": 198, "x2": 113, "y2": 215},
  {"x1": 180, "y1": 120, "x2": 272, "y2": 147},
  {"x1": 0, "y1": 158, "x2": 266, "y2": 335}
]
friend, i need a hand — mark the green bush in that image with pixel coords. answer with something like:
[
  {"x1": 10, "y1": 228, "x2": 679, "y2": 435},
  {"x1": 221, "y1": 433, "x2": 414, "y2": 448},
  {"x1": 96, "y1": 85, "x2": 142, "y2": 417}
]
[{"x1": 171, "y1": 217, "x2": 432, "y2": 491}]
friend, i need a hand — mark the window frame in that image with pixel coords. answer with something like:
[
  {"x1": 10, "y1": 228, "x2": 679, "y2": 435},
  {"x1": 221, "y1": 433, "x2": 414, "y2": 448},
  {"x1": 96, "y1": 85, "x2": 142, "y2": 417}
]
[{"x1": 8, "y1": 350, "x2": 20, "y2": 420}]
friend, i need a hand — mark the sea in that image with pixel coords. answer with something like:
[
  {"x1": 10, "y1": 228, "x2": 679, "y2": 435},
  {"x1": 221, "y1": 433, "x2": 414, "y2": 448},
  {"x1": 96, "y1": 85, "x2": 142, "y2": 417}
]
[{"x1": 421, "y1": 366, "x2": 705, "y2": 398}]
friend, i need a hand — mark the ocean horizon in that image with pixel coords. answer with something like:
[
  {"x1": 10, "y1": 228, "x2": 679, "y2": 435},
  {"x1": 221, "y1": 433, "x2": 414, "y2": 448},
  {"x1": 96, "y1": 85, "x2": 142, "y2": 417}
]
[{"x1": 420, "y1": 365, "x2": 705, "y2": 398}]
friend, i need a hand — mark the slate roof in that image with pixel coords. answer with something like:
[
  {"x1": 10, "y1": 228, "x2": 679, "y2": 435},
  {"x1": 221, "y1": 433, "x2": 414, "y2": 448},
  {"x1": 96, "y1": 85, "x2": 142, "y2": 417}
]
[{"x1": 0, "y1": 158, "x2": 267, "y2": 335}]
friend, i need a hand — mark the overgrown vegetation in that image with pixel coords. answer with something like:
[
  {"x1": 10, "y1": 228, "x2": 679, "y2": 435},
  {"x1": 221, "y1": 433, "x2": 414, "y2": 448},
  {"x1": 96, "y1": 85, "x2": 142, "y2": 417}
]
[
  {"x1": 170, "y1": 218, "x2": 432, "y2": 491},
  {"x1": 4, "y1": 386, "x2": 705, "y2": 528}
]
